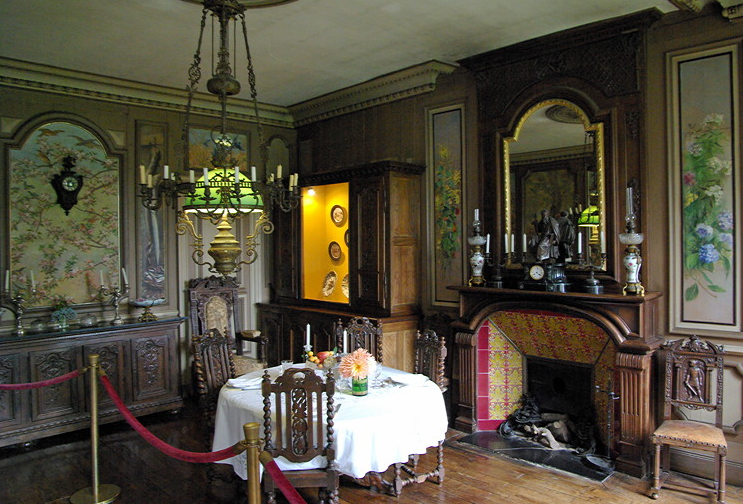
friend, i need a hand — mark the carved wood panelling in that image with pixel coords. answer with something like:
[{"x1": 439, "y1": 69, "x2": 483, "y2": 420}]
[
  {"x1": 132, "y1": 336, "x2": 169, "y2": 401},
  {"x1": 30, "y1": 348, "x2": 79, "y2": 422},
  {"x1": 0, "y1": 355, "x2": 20, "y2": 425}
]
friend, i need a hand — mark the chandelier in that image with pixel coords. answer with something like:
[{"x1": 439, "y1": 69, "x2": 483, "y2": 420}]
[{"x1": 138, "y1": 0, "x2": 300, "y2": 277}]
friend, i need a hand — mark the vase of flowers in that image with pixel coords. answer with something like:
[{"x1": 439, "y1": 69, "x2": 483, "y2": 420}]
[
  {"x1": 51, "y1": 297, "x2": 76, "y2": 331},
  {"x1": 339, "y1": 348, "x2": 372, "y2": 396}
]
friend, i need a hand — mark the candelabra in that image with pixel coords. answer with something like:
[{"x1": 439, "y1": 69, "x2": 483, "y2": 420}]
[
  {"x1": 468, "y1": 215, "x2": 487, "y2": 287},
  {"x1": 582, "y1": 252, "x2": 607, "y2": 294},
  {"x1": 1, "y1": 288, "x2": 35, "y2": 337},
  {"x1": 485, "y1": 251, "x2": 507, "y2": 288},
  {"x1": 99, "y1": 283, "x2": 130, "y2": 325}
]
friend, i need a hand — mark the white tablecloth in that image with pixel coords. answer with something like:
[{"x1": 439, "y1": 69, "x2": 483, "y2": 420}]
[{"x1": 212, "y1": 364, "x2": 448, "y2": 479}]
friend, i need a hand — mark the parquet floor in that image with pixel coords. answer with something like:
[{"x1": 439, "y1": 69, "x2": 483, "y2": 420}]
[{"x1": 1, "y1": 403, "x2": 741, "y2": 504}]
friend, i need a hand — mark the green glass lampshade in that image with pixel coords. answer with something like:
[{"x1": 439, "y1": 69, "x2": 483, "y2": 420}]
[
  {"x1": 577, "y1": 205, "x2": 600, "y2": 226},
  {"x1": 182, "y1": 168, "x2": 262, "y2": 214}
]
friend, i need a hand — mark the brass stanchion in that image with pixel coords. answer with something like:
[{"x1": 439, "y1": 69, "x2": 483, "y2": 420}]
[
  {"x1": 70, "y1": 354, "x2": 121, "y2": 504},
  {"x1": 244, "y1": 422, "x2": 261, "y2": 504}
]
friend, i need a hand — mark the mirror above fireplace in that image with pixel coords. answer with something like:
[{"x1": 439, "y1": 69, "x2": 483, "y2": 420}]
[{"x1": 503, "y1": 99, "x2": 606, "y2": 271}]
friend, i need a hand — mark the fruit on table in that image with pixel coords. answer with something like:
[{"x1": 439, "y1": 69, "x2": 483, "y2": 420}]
[{"x1": 316, "y1": 351, "x2": 334, "y2": 362}]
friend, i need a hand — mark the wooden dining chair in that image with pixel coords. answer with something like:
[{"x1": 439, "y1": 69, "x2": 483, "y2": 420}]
[
  {"x1": 649, "y1": 335, "x2": 727, "y2": 503},
  {"x1": 388, "y1": 329, "x2": 447, "y2": 495},
  {"x1": 334, "y1": 316, "x2": 383, "y2": 363},
  {"x1": 191, "y1": 328, "x2": 236, "y2": 483},
  {"x1": 261, "y1": 368, "x2": 339, "y2": 504}
]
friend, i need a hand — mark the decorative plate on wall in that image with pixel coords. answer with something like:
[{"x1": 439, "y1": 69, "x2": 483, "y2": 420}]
[
  {"x1": 345, "y1": 229, "x2": 350, "y2": 247},
  {"x1": 328, "y1": 241, "x2": 342, "y2": 261},
  {"x1": 342, "y1": 274, "x2": 349, "y2": 298},
  {"x1": 322, "y1": 271, "x2": 337, "y2": 297},
  {"x1": 330, "y1": 205, "x2": 347, "y2": 226}
]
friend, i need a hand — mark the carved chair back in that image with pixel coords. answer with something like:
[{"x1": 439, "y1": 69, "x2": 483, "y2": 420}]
[
  {"x1": 661, "y1": 334, "x2": 725, "y2": 427},
  {"x1": 334, "y1": 316, "x2": 383, "y2": 363},
  {"x1": 261, "y1": 368, "x2": 339, "y2": 502},
  {"x1": 189, "y1": 276, "x2": 240, "y2": 345},
  {"x1": 192, "y1": 328, "x2": 236, "y2": 412},
  {"x1": 414, "y1": 330, "x2": 447, "y2": 392}
]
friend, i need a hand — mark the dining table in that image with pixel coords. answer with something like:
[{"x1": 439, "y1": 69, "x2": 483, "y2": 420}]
[{"x1": 211, "y1": 363, "x2": 448, "y2": 481}]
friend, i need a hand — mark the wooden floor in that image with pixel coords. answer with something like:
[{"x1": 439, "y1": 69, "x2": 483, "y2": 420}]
[{"x1": 1, "y1": 403, "x2": 742, "y2": 504}]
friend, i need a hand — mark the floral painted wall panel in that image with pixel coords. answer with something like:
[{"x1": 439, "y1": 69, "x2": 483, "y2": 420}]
[
  {"x1": 670, "y1": 44, "x2": 740, "y2": 332},
  {"x1": 8, "y1": 121, "x2": 120, "y2": 307},
  {"x1": 188, "y1": 128, "x2": 248, "y2": 171},
  {"x1": 429, "y1": 106, "x2": 464, "y2": 305}
]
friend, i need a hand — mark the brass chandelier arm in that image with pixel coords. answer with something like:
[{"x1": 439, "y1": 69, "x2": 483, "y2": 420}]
[
  {"x1": 235, "y1": 211, "x2": 274, "y2": 268},
  {"x1": 176, "y1": 211, "x2": 213, "y2": 270}
]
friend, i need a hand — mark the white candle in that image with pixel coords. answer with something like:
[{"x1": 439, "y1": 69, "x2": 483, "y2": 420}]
[
  {"x1": 99, "y1": 270, "x2": 105, "y2": 286},
  {"x1": 4, "y1": 269, "x2": 9, "y2": 292},
  {"x1": 486, "y1": 234, "x2": 490, "y2": 254},
  {"x1": 30, "y1": 270, "x2": 35, "y2": 289},
  {"x1": 121, "y1": 268, "x2": 128, "y2": 286},
  {"x1": 511, "y1": 234, "x2": 515, "y2": 254},
  {"x1": 343, "y1": 329, "x2": 348, "y2": 354},
  {"x1": 474, "y1": 208, "x2": 479, "y2": 221},
  {"x1": 578, "y1": 232, "x2": 583, "y2": 254},
  {"x1": 306, "y1": 323, "x2": 311, "y2": 348},
  {"x1": 139, "y1": 165, "x2": 146, "y2": 185},
  {"x1": 522, "y1": 234, "x2": 527, "y2": 253},
  {"x1": 203, "y1": 168, "x2": 210, "y2": 186},
  {"x1": 600, "y1": 231, "x2": 606, "y2": 253},
  {"x1": 503, "y1": 234, "x2": 509, "y2": 254},
  {"x1": 189, "y1": 170, "x2": 195, "y2": 184},
  {"x1": 294, "y1": 173, "x2": 299, "y2": 187},
  {"x1": 626, "y1": 187, "x2": 633, "y2": 216},
  {"x1": 251, "y1": 165, "x2": 257, "y2": 181},
  {"x1": 277, "y1": 164, "x2": 283, "y2": 179},
  {"x1": 163, "y1": 165, "x2": 169, "y2": 180},
  {"x1": 146, "y1": 174, "x2": 153, "y2": 188}
]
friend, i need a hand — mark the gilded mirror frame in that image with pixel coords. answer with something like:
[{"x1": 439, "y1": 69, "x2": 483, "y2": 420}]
[{"x1": 503, "y1": 99, "x2": 605, "y2": 270}]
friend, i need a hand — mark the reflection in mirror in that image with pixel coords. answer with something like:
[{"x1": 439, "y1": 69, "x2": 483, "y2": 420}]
[{"x1": 504, "y1": 100, "x2": 605, "y2": 270}]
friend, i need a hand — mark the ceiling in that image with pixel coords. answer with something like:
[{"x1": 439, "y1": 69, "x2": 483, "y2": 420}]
[{"x1": 0, "y1": 0, "x2": 680, "y2": 108}]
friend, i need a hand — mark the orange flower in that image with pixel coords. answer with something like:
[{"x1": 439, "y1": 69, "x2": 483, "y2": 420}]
[{"x1": 339, "y1": 348, "x2": 372, "y2": 379}]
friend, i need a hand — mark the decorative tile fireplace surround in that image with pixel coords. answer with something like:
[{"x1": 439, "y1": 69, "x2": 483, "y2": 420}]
[{"x1": 450, "y1": 286, "x2": 663, "y2": 477}]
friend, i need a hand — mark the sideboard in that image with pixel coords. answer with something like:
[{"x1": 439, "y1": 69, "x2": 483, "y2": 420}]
[{"x1": 0, "y1": 318, "x2": 184, "y2": 447}]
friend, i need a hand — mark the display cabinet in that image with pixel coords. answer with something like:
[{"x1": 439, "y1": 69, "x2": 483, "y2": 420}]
[
  {"x1": 0, "y1": 318, "x2": 184, "y2": 447},
  {"x1": 262, "y1": 161, "x2": 424, "y2": 369}
]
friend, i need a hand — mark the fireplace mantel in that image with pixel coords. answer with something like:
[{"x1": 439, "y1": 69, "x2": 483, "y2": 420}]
[{"x1": 448, "y1": 286, "x2": 664, "y2": 477}]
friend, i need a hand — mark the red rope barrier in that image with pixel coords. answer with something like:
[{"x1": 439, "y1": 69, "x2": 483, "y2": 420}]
[
  {"x1": 0, "y1": 369, "x2": 81, "y2": 390},
  {"x1": 99, "y1": 374, "x2": 243, "y2": 463},
  {"x1": 259, "y1": 451, "x2": 308, "y2": 504}
]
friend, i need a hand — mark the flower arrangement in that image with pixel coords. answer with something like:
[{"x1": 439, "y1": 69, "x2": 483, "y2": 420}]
[
  {"x1": 339, "y1": 348, "x2": 372, "y2": 379},
  {"x1": 682, "y1": 113, "x2": 734, "y2": 301},
  {"x1": 50, "y1": 296, "x2": 76, "y2": 326}
]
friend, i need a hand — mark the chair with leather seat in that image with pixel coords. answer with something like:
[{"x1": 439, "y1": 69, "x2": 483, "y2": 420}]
[
  {"x1": 188, "y1": 275, "x2": 268, "y2": 374},
  {"x1": 649, "y1": 335, "x2": 726, "y2": 503},
  {"x1": 334, "y1": 316, "x2": 383, "y2": 363},
  {"x1": 261, "y1": 367, "x2": 339, "y2": 504}
]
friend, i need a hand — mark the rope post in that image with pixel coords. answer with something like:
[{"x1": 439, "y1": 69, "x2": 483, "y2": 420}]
[
  {"x1": 244, "y1": 422, "x2": 262, "y2": 504},
  {"x1": 70, "y1": 354, "x2": 121, "y2": 504}
]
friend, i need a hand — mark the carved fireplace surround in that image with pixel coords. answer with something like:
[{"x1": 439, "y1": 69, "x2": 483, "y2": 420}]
[{"x1": 450, "y1": 286, "x2": 663, "y2": 477}]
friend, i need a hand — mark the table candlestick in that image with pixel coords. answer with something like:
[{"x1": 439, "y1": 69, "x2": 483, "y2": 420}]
[
  {"x1": 1, "y1": 286, "x2": 36, "y2": 337},
  {"x1": 99, "y1": 283, "x2": 130, "y2": 325}
]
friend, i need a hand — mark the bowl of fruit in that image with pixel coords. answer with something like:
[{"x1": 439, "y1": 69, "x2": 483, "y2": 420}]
[{"x1": 305, "y1": 348, "x2": 337, "y2": 369}]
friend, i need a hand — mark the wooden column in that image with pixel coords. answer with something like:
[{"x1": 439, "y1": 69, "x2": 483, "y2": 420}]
[
  {"x1": 454, "y1": 331, "x2": 477, "y2": 432},
  {"x1": 615, "y1": 351, "x2": 653, "y2": 477}
]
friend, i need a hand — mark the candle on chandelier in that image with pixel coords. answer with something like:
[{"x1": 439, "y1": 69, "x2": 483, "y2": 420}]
[
  {"x1": 251, "y1": 166, "x2": 257, "y2": 181},
  {"x1": 146, "y1": 174, "x2": 153, "y2": 188},
  {"x1": 189, "y1": 170, "x2": 195, "y2": 184},
  {"x1": 234, "y1": 166, "x2": 240, "y2": 184},
  {"x1": 163, "y1": 165, "x2": 169, "y2": 180},
  {"x1": 139, "y1": 165, "x2": 146, "y2": 185},
  {"x1": 203, "y1": 168, "x2": 210, "y2": 186},
  {"x1": 277, "y1": 164, "x2": 283, "y2": 179}
]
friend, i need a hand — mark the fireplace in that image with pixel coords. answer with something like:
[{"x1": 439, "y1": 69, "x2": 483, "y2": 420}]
[
  {"x1": 450, "y1": 286, "x2": 663, "y2": 477},
  {"x1": 527, "y1": 357, "x2": 593, "y2": 417}
]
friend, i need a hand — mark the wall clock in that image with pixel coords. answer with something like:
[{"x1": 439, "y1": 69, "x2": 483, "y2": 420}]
[{"x1": 50, "y1": 156, "x2": 84, "y2": 215}]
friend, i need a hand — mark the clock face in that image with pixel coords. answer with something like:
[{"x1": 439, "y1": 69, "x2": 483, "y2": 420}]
[
  {"x1": 529, "y1": 264, "x2": 545, "y2": 281},
  {"x1": 61, "y1": 176, "x2": 80, "y2": 191}
]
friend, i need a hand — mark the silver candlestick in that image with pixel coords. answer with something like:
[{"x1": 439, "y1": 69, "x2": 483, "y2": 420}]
[
  {"x1": 99, "y1": 283, "x2": 129, "y2": 325},
  {"x1": 1, "y1": 285, "x2": 36, "y2": 337}
]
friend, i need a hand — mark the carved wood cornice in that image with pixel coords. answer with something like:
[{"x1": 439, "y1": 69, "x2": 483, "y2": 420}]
[
  {"x1": 289, "y1": 60, "x2": 457, "y2": 127},
  {"x1": 303, "y1": 160, "x2": 424, "y2": 185},
  {"x1": 0, "y1": 57, "x2": 294, "y2": 128}
]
